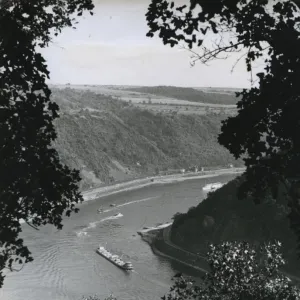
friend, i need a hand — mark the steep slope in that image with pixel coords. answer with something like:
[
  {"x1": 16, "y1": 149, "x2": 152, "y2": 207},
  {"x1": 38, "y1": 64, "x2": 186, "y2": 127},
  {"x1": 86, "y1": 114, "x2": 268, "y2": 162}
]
[
  {"x1": 170, "y1": 176, "x2": 300, "y2": 276},
  {"x1": 51, "y1": 87, "x2": 243, "y2": 190},
  {"x1": 125, "y1": 86, "x2": 241, "y2": 105}
]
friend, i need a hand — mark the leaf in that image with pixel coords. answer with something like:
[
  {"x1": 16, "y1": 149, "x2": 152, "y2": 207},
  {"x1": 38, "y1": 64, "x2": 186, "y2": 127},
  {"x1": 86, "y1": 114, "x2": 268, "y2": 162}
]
[
  {"x1": 176, "y1": 5, "x2": 187, "y2": 12},
  {"x1": 146, "y1": 32, "x2": 154, "y2": 38}
]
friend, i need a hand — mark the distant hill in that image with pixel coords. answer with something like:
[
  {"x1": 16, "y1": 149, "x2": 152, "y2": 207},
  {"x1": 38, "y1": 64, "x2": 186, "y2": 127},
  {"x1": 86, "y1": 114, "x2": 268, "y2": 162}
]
[
  {"x1": 50, "y1": 87, "x2": 243, "y2": 190},
  {"x1": 170, "y1": 176, "x2": 300, "y2": 277},
  {"x1": 124, "y1": 86, "x2": 241, "y2": 105}
]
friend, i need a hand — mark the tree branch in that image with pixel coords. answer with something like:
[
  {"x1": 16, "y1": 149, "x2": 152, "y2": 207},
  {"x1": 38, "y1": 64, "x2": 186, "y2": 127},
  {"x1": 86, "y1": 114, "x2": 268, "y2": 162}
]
[{"x1": 182, "y1": 41, "x2": 245, "y2": 66}]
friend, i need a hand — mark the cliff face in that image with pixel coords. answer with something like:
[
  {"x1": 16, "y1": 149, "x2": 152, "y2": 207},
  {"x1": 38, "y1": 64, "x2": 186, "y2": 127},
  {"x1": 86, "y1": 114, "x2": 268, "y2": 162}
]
[
  {"x1": 170, "y1": 176, "x2": 300, "y2": 276},
  {"x1": 50, "y1": 87, "x2": 242, "y2": 190}
]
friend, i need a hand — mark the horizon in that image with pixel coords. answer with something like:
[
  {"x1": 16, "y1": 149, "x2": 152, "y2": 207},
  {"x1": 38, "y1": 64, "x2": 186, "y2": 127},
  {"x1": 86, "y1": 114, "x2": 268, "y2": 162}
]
[
  {"x1": 42, "y1": 0, "x2": 258, "y2": 89},
  {"x1": 49, "y1": 83, "x2": 245, "y2": 90}
]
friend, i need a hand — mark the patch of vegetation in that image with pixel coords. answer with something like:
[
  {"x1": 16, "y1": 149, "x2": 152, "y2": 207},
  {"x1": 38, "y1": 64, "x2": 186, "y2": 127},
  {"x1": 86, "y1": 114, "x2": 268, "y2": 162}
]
[
  {"x1": 0, "y1": 0, "x2": 94, "y2": 288},
  {"x1": 51, "y1": 88, "x2": 243, "y2": 190},
  {"x1": 146, "y1": 0, "x2": 300, "y2": 273},
  {"x1": 164, "y1": 241, "x2": 300, "y2": 300},
  {"x1": 170, "y1": 176, "x2": 300, "y2": 277},
  {"x1": 125, "y1": 86, "x2": 240, "y2": 105}
]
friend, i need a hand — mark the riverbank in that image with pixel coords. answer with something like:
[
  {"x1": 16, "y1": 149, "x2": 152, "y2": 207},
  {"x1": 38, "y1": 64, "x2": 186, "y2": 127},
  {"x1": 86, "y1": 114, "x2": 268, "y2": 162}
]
[
  {"x1": 137, "y1": 223, "x2": 172, "y2": 244},
  {"x1": 139, "y1": 224, "x2": 300, "y2": 286},
  {"x1": 137, "y1": 224, "x2": 210, "y2": 274},
  {"x1": 18, "y1": 167, "x2": 244, "y2": 225},
  {"x1": 82, "y1": 167, "x2": 245, "y2": 203}
]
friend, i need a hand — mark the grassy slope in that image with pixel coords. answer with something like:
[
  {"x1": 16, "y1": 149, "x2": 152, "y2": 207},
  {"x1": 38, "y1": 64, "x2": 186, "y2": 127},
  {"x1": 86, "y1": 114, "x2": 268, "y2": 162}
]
[
  {"x1": 170, "y1": 176, "x2": 300, "y2": 276},
  {"x1": 50, "y1": 87, "x2": 243, "y2": 190},
  {"x1": 125, "y1": 86, "x2": 241, "y2": 105}
]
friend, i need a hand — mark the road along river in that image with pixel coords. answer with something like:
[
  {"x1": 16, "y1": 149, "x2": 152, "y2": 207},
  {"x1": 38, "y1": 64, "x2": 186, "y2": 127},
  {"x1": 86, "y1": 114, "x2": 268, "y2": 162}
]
[{"x1": 1, "y1": 173, "x2": 239, "y2": 300}]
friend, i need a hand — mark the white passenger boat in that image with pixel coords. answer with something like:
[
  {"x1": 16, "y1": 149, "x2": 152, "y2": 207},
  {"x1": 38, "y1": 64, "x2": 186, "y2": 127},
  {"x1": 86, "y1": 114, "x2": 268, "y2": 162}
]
[
  {"x1": 96, "y1": 245, "x2": 133, "y2": 271},
  {"x1": 202, "y1": 182, "x2": 224, "y2": 192},
  {"x1": 114, "y1": 213, "x2": 122, "y2": 217}
]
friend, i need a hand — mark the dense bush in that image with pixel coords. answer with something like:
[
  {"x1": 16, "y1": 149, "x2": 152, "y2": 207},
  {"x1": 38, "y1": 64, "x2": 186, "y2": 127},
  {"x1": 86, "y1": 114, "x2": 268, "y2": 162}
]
[{"x1": 163, "y1": 241, "x2": 300, "y2": 300}]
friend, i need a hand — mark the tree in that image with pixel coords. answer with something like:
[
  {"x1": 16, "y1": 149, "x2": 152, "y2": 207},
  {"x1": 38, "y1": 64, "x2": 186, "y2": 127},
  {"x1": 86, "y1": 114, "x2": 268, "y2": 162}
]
[
  {"x1": 162, "y1": 241, "x2": 300, "y2": 300},
  {"x1": 146, "y1": 0, "x2": 300, "y2": 251},
  {"x1": 0, "y1": 0, "x2": 93, "y2": 288}
]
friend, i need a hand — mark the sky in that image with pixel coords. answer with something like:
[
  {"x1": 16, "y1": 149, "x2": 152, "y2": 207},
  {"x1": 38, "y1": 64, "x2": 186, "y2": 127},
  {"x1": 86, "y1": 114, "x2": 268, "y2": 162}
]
[{"x1": 42, "y1": 0, "x2": 254, "y2": 88}]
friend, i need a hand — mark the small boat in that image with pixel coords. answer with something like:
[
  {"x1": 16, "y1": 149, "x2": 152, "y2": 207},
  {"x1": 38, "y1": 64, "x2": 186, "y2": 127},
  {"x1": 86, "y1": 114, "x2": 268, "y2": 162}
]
[
  {"x1": 110, "y1": 204, "x2": 116, "y2": 207},
  {"x1": 202, "y1": 182, "x2": 224, "y2": 192},
  {"x1": 114, "y1": 213, "x2": 122, "y2": 217},
  {"x1": 96, "y1": 245, "x2": 133, "y2": 271},
  {"x1": 97, "y1": 208, "x2": 104, "y2": 213}
]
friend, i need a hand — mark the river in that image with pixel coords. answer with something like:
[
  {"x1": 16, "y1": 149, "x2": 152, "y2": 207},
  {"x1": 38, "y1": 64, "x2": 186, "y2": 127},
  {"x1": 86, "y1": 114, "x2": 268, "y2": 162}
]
[{"x1": 1, "y1": 173, "x2": 238, "y2": 300}]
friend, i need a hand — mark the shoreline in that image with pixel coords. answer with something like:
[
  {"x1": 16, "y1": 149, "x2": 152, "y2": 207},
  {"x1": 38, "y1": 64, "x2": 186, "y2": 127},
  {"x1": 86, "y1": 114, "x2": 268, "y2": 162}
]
[
  {"x1": 19, "y1": 167, "x2": 244, "y2": 225},
  {"x1": 138, "y1": 225, "x2": 300, "y2": 285},
  {"x1": 137, "y1": 224, "x2": 209, "y2": 274},
  {"x1": 81, "y1": 167, "x2": 245, "y2": 203}
]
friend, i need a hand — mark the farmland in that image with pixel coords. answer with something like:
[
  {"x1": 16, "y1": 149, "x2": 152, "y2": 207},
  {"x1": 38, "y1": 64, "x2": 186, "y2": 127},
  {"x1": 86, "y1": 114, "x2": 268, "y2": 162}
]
[{"x1": 50, "y1": 84, "x2": 239, "y2": 116}]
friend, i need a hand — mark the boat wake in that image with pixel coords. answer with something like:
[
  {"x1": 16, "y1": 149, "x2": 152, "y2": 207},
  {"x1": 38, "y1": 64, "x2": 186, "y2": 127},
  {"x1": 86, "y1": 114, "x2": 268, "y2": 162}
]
[
  {"x1": 75, "y1": 196, "x2": 159, "y2": 238},
  {"x1": 101, "y1": 196, "x2": 159, "y2": 214},
  {"x1": 100, "y1": 213, "x2": 123, "y2": 222},
  {"x1": 75, "y1": 213, "x2": 124, "y2": 237},
  {"x1": 76, "y1": 231, "x2": 89, "y2": 237}
]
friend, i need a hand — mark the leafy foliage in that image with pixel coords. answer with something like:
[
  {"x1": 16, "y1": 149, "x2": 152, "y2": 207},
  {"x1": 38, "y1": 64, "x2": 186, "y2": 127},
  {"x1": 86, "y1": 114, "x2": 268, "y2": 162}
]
[
  {"x1": 171, "y1": 176, "x2": 300, "y2": 276},
  {"x1": 163, "y1": 241, "x2": 300, "y2": 300},
  {"x1": 146, "y1": 0, "x2": 300, "y2": 252},
  {"x1": 0, "y1": 0, "x2": 93, "y2": 288}
]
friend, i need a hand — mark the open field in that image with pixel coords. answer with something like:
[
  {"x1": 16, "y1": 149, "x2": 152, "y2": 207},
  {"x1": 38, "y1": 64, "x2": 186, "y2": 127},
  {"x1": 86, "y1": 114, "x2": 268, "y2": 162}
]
[
  {"x1": 194, "y1": 86, "x2": 244, "y2": 94},
  {"x1": 133, "y1": 103, "x2": 237, "y2": 116},
  {"x1": 123, "y1": 85, "x2": 241, "y2": 105},
  {"x1": 50, "y1": 84, "x2": 238, "y2": 116}
]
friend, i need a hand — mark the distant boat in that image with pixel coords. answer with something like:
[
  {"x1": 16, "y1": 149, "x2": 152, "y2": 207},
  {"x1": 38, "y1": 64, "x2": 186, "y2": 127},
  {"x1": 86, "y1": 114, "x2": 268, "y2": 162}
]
[
  {"x1": 113, "y1": 213, "x2": 122, "y2": 217},
  {"x1": 202, "y1": 182, "x2": 224, "y2": 192},
  {"x1": 110, "y1": 204, "x2": 116, "y2": 207},
  {"x1": 97, "y1": 208, "x2": 104, "y2": 213},
  {"x1": 96, "y1": 245, "x2": 133, "y2": 271}
]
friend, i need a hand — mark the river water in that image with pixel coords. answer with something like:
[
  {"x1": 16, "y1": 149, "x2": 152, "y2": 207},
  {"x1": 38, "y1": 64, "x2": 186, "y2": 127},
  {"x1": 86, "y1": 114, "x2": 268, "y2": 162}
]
[{"x1": 1, "y1": 174, "x2": 238, "y2": 300}]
